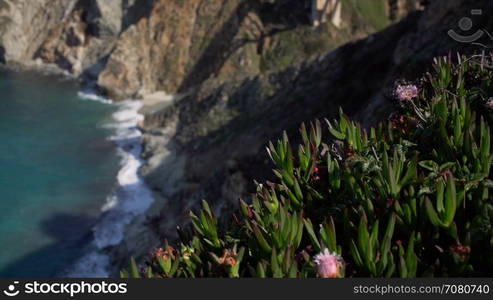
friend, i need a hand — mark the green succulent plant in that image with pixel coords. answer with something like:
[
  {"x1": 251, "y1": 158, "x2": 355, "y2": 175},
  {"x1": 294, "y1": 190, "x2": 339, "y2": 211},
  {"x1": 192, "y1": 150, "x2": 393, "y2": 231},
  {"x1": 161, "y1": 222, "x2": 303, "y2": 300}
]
[{"x1": 122, "y1": 53, "x2": 493, "y2": 278}]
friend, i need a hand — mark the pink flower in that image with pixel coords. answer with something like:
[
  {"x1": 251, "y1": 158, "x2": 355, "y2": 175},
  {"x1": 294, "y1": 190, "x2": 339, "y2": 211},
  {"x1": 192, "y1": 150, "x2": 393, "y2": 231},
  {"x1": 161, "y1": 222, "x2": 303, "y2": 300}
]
[
  {"x1": 486, "y1": 98, "x2": 493, "y2": 110},
  {"x1": 396, "y1": 84, "x2": 418, "y2": 101},
  {"x1": 314, "y1": 248, "x2": 344, "y2": 278}
]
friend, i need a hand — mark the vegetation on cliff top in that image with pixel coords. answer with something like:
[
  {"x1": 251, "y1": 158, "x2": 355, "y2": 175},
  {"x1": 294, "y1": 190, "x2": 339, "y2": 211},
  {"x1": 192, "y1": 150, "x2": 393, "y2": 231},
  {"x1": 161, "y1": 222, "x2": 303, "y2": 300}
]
[
  {"x1": 123, "y1": 53, "x2": 493, "y2": 278},
  {"x1": 344, "y1": 0, "x2": 390, "y2": 30}
]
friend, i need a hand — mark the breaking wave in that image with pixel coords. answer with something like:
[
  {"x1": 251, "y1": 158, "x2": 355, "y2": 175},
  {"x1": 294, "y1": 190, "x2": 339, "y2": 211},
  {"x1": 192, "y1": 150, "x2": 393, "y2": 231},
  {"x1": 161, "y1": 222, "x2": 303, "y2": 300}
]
[{"x1": 63, "y1": 94, "x2": 155, "y2": 277}]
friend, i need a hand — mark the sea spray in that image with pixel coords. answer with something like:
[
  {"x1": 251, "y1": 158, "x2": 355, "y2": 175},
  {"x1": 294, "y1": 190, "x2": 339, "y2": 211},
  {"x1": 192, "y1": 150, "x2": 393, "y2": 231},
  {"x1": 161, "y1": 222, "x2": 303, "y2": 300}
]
[
  {"x1": 93, "y1": 100, "x2": 155, "y2": 248},
  {"x1": 77, "y1": 91, "x2": 112, "y2": 104},
  {"x1": 64, "y1": 95, "x2": 155, "y2": 277}
]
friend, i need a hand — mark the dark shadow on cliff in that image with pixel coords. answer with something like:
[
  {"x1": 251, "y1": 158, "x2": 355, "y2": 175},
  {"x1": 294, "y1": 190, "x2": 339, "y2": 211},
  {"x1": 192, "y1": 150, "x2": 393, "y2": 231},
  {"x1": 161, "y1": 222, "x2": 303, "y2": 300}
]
[
  {"x1": 75, "y1": 0, "x2": 156, "y2": 37},
  {"x1": 177, "y1": 0, "x2": 311, "y2": 93},
  {"x1": 0, "y1": 46, "x2": 6, "y2": 64},
  {"x1": 174, "y1": 0, "x2": 493, "y2": 155},
  {"x1": 82, "y1": 0, "x2": 156, "y2": 83},
  {"x1": 173, "y1": 11, "x2": 423, "y2": 152},
  {"x1": 176, "y1": 0, "x2": 257, "y2": 93},
  {"x1": 121, "y1": 0, "x2": 156, "y2": 33},
  {"x1": 77, "y1": 0, "x2": 157, "y2": 82},
  {"x1": 0, "y1": 214, "x2": 97, "y2": 277}
]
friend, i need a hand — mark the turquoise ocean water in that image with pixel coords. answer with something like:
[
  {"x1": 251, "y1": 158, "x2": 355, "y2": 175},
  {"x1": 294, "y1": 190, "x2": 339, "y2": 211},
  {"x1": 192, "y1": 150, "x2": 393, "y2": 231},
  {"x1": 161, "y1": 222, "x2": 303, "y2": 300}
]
[{"x1": 0, "y1": 70, "x2": 121, "y2": 277}]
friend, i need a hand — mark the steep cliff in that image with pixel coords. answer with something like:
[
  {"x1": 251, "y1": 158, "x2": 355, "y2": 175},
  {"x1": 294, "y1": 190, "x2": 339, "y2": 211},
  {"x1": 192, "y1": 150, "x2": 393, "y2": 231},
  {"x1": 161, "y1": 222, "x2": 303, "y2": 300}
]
[
  {"x1": 0, "y1": 0, "x2": 416, "y2": 99},
  {"x1": 35, "y1": 0, "x2": 126, "y2": 77},
  {"x1": 0, "y1": 0, "x2": 77, "y2": 64}
]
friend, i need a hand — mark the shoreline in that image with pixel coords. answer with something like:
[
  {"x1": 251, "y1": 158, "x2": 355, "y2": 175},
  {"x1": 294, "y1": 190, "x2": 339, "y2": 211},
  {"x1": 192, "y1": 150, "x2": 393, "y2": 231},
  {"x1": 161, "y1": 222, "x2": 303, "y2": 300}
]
[
  {"x1": 0, "y1": 59, "x2": 179, "y2": 277},
  {"x1": 64, "y1": 94, "x2": 161, "y2": 277},
  {"x1": 106, "y1": 92, "x2": 184, "y2": 276},
  {"x1": 0, "y1": 59, "x2": 74, "y2": 79}
]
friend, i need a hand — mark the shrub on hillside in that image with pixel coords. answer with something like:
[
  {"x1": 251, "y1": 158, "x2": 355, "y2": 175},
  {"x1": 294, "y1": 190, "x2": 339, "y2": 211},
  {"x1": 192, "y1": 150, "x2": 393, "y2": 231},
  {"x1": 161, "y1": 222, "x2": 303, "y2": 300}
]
[{"x1": 122, "y1": 53, "x2": 493, "y2": 278}]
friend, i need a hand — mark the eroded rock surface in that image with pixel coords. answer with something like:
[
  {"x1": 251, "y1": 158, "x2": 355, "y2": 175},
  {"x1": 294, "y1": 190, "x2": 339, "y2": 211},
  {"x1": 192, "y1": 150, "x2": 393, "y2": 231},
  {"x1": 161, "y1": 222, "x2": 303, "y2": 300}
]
[
  {"x1": 0, "y1": 0, "x2": 77, "y2": 63},
  {"x1": 1, "y1": 0, "x2": 416, "y2": 99}
]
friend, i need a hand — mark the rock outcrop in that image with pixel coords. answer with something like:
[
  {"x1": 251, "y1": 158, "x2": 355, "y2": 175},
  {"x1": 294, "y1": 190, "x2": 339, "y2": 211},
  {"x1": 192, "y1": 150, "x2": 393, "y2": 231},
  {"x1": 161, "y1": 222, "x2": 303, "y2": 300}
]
[
  {"x1": 311, "y1": 0, "x2": 342, "y2": 27},
  {"x1": 0, "y1": 0, "x2": 417, "y2": 99},
  {"x1": 0, "y1": 0, "x2": 77, "y2": 64},
  {"x1": 36, "y1": 0, "x2": 124, "y2": 77},
  {"x1": 95, "y1": 0, "x2": 386, "y2": 99}
]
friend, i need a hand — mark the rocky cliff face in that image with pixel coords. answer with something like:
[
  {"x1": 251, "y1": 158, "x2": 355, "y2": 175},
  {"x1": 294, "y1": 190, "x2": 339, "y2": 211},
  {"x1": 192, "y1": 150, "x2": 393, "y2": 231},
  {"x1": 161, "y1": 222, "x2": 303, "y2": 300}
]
[
  {"x1": 0, "y1": 0, "x2": 77, "y2": 64},
  {"x1": 102, "y1": 0, "x2": 493, "y2": 273},
  {"x1": 35, "y1": 0, "x2": 125, "y2": 77},
  {"x1": 0, "y1": 0, "x2": 414, "y2": 99}
]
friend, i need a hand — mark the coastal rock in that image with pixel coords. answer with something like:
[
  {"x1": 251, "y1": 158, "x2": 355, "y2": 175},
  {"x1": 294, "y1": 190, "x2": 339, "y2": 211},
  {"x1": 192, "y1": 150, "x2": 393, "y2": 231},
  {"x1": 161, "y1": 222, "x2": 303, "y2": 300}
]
[
  {"x1": 0, "y1": 0, "x2": 77, "y2": 63},
  {"x1": 1, "y1": 0, "x2": 411, "y2": 99},
  {"x1": 36, "y1": 0, "x2": 124, "y2": 76},
  {"x1": 97, "y1": 0, "x2": 201, "y2": 99}
]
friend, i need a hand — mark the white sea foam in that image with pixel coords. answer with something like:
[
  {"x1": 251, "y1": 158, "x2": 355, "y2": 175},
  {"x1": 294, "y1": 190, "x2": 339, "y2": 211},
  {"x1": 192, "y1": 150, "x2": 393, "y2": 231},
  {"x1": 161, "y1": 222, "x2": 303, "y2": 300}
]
[
  {"x1": 78, "y1": 91, "x2": 113, "y2": 104},
  {"x1": 63, "y1": 94, "x2": 155, "y2": 277},
  {"x1": 92, "y1": 101, "x2": 154, "y2": 249}
]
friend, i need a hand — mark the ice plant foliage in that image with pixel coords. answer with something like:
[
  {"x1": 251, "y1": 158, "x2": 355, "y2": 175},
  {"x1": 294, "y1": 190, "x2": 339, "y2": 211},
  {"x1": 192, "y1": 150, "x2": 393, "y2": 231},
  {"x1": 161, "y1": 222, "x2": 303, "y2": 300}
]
[
  {"x1": 122, "y1": 53, "x2": 493, "y2": 278},
  {"x1": 395, "y1": 84, "x2": 418, "y2": 101},
  {"x1": 314, "y1": 249, "x2": 343, "y2": 278}
]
